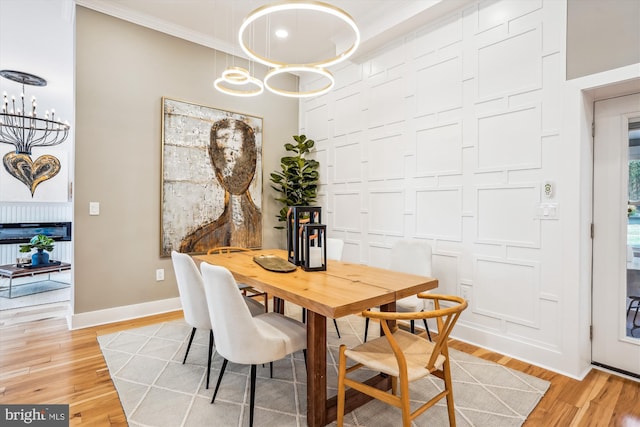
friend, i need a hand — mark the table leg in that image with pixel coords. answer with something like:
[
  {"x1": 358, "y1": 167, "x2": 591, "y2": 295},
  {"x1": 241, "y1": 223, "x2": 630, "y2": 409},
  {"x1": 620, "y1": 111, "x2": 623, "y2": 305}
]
[
  {"x1": 380, "y1": 301, "x2": 396, "y2": 331},
  {"x1": 306, "y1": 310, "x2": 327, "y2": 427}
]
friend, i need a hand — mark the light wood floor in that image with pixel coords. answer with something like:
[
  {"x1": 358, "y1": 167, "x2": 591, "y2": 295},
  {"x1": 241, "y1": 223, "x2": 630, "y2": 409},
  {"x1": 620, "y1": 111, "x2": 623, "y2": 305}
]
[{"x1": 0, "y1": 306, "x2": 639, "y2": 426}]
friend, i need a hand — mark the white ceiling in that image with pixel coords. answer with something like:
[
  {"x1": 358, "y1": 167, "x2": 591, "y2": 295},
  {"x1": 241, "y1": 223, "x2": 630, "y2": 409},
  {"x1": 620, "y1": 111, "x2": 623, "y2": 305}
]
[{"x1": 75, "y1": 0, "x2": 475, "y2": 65}]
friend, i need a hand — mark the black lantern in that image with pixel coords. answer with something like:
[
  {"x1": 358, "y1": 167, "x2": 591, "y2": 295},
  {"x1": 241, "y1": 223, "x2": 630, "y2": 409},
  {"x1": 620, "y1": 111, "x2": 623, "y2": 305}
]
[
  {"x1": 287, "y1": 206, "x2": 322, "y2": 265},
  {"x1": 302, "y1": 223, "x2": 326, "y2": 271}
]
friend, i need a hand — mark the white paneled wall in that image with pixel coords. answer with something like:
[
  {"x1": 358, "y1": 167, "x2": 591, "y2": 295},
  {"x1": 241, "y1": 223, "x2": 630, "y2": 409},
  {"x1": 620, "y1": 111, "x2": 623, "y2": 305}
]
[
  {"x1": 300, "y1": 0, "x2": 571, "y2": 373},
  {"x1": 0, "y1": 203, "x2": 73, "y2": 264}
]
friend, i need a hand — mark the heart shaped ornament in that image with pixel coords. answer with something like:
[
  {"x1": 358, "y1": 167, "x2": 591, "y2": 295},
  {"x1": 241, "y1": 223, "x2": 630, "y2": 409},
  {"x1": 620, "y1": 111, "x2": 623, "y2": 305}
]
[{"x1": 3, "y1": 152, "x2": 61, "y2": 196}]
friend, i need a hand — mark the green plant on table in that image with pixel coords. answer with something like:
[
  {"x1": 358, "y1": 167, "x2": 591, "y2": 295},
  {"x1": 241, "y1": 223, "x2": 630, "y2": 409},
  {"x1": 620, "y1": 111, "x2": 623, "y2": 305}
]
[
  {"x1": 19, "y1": 234, "x2": 55, "y2": 253},
  {"x1": 270, "y1": 134, "x2": 320, "y2": 229}
]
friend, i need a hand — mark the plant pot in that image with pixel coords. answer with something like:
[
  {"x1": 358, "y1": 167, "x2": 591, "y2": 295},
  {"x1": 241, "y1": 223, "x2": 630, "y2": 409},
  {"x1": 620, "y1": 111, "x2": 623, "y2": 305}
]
[{"x1": 31, "y1": 249, "x2": 49, "y2": 266}]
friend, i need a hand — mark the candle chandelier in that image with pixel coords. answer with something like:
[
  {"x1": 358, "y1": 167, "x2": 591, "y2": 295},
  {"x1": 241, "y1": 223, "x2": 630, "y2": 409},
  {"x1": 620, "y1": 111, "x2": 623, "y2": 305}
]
[
  {"x1": 214, "y1": 0, "x2": 360, "y2": 98},
  {"x1": 0, "y1": 70, "x2": 70, "y2": 155}
]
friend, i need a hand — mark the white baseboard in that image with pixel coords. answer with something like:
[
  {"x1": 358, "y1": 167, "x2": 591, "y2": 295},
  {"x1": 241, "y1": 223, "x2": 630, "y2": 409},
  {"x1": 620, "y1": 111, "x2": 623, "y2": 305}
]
[{"x1": 68, "y1": 297, "x2": 182, "y2": 330}]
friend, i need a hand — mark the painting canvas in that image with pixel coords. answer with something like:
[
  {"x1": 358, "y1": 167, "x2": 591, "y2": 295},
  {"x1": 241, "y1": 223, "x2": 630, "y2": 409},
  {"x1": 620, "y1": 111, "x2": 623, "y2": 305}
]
[{"x1": 161, "y1": 97, "x2": 262, "y2": 256}]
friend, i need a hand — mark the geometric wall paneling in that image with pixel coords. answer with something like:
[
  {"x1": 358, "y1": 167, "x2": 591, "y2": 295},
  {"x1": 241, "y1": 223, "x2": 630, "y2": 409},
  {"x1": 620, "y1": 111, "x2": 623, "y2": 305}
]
[
  {"x1": 304, "y1": 103, "x2": 330, "y2": 141},
  {"x1": 477, "y1": 105, "x2": 542, "y2": 171},
  {"x1": 368, "y1": 77, "x2": 405, "y2": 127},
  {"x1": 334, "y1": 91, "x2": 364, "y2": 136},
  {"x1": 540, "y1": 0, "x2": 564, "y2": 56},
  {"x1": 369, "y1": 190, "x2": 405, "y2": 236},
  {"x1": 413, "y1": 12, "x2": 463, "y2": 59},
  {"x1": 461, "y1": 147, "x2": 477, "y2": 215},
  {"x1": 341, "y1": 240, "x2": 360, "y2": 264},
  {"x1": 505, "y1": 299, "x2": 560, "y2": 350},
  {"x1": 474, "y1": 256, "x2": 540, "y2": 328},
  {"x1": 415, "y1": 56, "x2": 463, "y2": 116},
  {"x1": 368, "y1": 242, "x2": 392, "y2": 269},
  {"x1": 476, "y1": 185, "x2": 540, "y2": 247},
  {"x1": 333, "y1": 191, "x2": 362, "y2": 232},
  {"x1": 369, "y1": 40, "x2": 407, "y2": 77},
  {"x1": 431, "y1": 252, "x2": 459, "y2": 296},
  {"x1": 367, "y1": 133, "x2": 406, "y2": 181},
  {"x1": 333, "y1": 140, "x2": 362, "y2": 183},
  {"x1": 477, "y1": 27, "x2": 542, "y2": 100},
  {"x1": 415, "y1": 121, "x2": 463, "y2": 176},
  {"x1": 298, "y1": 0, "x2": 576, "y2": 375},
  {"x1": 415, "y1": 187, "x2": 463, "y2": 241},
  {"x1": 437, "y1": 173, "x2": 465, "y2": 188},
  {"x1": 333, "y1": 62, "x2": 363, "y2": 90},
  {"x1": 313, "y1": 147, "x2": 328, "y2": 185},
  {"x1": 541, "y1": 52, "x2": 563, "y2": 133},
  {"x1": 477, "y1": 0, "x2": 542, "y2": 32}
]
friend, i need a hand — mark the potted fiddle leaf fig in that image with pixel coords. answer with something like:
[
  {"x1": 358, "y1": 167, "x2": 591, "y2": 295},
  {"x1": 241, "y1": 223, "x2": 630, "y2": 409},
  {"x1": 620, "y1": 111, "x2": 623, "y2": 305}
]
[
  {"x1": 270, "y1": 134, "x2": 320, "y2": 229},
  {"x1": 19, "y1": 234, "x2": 55, "y2": 266}
]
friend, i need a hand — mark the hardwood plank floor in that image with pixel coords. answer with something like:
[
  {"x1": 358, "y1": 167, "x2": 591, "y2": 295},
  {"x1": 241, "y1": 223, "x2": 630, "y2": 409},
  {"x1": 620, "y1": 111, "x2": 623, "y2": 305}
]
[{"x1": 0, "y1": 307, "x2": 638, "y2": 426}]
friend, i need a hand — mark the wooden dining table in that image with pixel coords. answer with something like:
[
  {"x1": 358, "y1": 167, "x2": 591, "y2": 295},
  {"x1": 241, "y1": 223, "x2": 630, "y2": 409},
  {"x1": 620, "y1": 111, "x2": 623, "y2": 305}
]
[{"x1": 194, "y1": 249, "x2": 438, "y2": 427}]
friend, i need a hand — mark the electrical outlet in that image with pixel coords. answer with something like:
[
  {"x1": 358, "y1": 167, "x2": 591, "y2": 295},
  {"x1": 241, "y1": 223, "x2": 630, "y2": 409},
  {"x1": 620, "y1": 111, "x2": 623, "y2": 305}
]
[{"x1": 156, "y1": 268, "x2": 165, "y2": 281}]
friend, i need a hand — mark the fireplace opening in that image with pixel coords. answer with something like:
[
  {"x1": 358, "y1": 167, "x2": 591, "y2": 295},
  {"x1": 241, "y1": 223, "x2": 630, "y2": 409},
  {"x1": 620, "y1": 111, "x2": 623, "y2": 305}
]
[{"x1": 0, "y1": 222, "x2": 72, "y2": 244}]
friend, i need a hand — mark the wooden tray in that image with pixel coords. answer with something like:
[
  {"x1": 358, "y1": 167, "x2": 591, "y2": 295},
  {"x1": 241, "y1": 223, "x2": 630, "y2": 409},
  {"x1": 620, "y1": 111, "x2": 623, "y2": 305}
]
[{"x1": 253, "y1": 255, "x2": 297, "y2": 273}]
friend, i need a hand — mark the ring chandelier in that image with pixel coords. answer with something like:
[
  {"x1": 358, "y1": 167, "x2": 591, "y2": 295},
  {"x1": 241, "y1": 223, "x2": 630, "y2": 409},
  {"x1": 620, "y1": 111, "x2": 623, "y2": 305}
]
[
  {"x1": 238, "y1": 0, "x2": 360, "y2": 69},
  {"x1": 263, "y1": 66, "x2": 334, "y2": 98},
  {"x1": 214, "y1": 67, "x2": 264, "y2": 97},
  {"x1": 214, "y1": 1, "x2": 359, "y2": 99}
]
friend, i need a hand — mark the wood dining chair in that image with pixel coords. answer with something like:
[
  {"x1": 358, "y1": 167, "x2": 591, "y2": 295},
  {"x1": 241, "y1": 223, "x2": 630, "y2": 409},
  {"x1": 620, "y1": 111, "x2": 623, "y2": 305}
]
[
  {"x1": 207, "y1": 246, "x2": 268, "y2": 312},
  {"x1": 337, "y1": 294, "x2": 468, "y2": 427},
  {"x1": 171, "y1": 251, "x2": 264, "y2": 389},
  {"x1": 200, "y1": 262, "x2": 307, "y2": 427}
]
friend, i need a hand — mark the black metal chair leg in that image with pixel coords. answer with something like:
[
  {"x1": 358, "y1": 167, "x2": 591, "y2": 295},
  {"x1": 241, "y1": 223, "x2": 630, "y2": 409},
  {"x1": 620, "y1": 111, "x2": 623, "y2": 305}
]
[
  {"x1": 183, "y1": 327, "x2": 197, "y2": 364},
  {"x1": 410, "y1": 320, "x2": 415, "y2": 334},
  {"x1": 250, "y1": 364, "x2": 257, "y2": 427},
  {"x1": 303, "y1": 349, "x2": 307, "y2": 369},
  {"x1": 302, "y1": 307, "x2": 306, "y2": 323},
  {"x1": 206, "y1": 329, "x2": 214, "y2": 389},
  {"x1": 333, "y1": 319, "x2": 341, "y2": 338},
  {"x1": 211, "y1": 358, "x2": 228, "y2": 403},
  {"x1": 364, "y1": 317, "x2": 369, "y2": 342},
  {"x1": 423, "y1": 318, "x2": 432, "y2": 341},
  {"x1": 270, "y1": 361, "x2": 273, "y2": 378}
]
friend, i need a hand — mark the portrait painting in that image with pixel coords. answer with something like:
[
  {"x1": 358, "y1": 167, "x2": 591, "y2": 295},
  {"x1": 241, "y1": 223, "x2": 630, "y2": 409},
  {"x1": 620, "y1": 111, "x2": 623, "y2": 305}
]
[{"x1": 161, "y1": 97, "x2": 262, "y2": 256}]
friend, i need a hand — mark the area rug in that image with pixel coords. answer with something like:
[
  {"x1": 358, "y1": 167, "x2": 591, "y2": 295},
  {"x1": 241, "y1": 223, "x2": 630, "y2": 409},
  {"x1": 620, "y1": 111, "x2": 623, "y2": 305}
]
[{"x1": 97, "y1": 313, "x2": 550, "y2": 427}]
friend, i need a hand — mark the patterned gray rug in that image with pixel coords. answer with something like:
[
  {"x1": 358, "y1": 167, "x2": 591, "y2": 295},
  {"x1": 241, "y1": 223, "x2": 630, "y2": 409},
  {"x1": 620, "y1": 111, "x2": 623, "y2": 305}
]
[{"x1": 97, "y1": 312, "x2": 550, "y2": 427}]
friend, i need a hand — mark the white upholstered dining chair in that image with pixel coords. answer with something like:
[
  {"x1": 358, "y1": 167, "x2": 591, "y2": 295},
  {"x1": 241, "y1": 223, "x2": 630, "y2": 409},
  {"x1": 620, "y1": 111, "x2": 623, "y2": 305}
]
[
  {"x1": 200, "y1": 262, "x2": 307, "y2": 427},
  {"x1": 364, "y1": 239, "x2": 433, "y2": 342},
  {"x1": 170, "y1": 251, "x2": 264, "y2": 389}
]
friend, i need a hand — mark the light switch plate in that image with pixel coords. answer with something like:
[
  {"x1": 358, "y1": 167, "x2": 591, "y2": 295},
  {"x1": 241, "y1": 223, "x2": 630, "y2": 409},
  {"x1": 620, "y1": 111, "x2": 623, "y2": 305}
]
[{"x1": 89, "y1": 202, "x2": 100, "y2": 215}]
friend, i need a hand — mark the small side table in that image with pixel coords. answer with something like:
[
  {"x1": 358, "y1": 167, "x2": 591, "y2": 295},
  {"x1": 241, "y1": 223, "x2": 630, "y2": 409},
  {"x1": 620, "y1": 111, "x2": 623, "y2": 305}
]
[{"x1": 0, "y1": 262, "x2": 71, "y2": 299}]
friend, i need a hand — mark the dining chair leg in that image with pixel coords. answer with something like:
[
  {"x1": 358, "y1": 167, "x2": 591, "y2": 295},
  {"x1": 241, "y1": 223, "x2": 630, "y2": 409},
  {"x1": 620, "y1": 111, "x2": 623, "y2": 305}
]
[
  {"x1": 364, "y1": 317, "x2": 369, "y2": 342},
  {"x1": 270, "y1": 361, "x2": 273, "y2": 378},
  {"x1": 183, "y1": 327, "x2": 197, "y2": 364},
  {"x1": 211, "y1": 358, "x2": 228, "y2": 403},
  {"x1": 250, "y1": 364, "x2": 257, "y2": 427},
  {"x1": 410, "y1": 320, "x2": 415, "y2": 334},
  {"x1": 206, "y1": 329, "x2": 214, "y2": 389},
  {"x1": 303, "y1": 349, "x2": 307, "y2": 369},
  {"x1": 336, "y1": 345, "x2": 347, "y2": 427},
  {"x1": 422, "y1": 318, "x2": 432, "y2": 341},
  {"x1": 333, "y1": 319, "x2": 341, "y2": 338}
]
